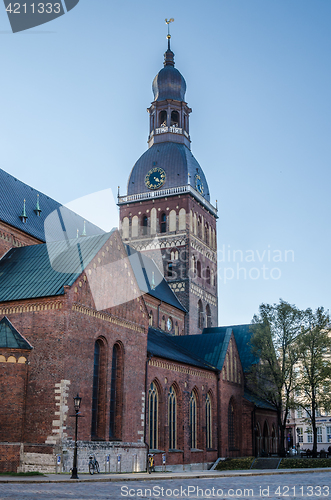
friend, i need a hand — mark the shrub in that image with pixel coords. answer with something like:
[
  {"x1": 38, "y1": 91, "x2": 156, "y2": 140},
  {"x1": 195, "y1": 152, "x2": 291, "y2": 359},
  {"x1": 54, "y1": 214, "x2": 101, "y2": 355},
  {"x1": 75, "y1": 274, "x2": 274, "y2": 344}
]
[
  {"x1": 215, "y1": 457, "x2": 255, "y2": 471},
  {"x1": 279, "y1": 458, "x2": 331, "y2": 469}
]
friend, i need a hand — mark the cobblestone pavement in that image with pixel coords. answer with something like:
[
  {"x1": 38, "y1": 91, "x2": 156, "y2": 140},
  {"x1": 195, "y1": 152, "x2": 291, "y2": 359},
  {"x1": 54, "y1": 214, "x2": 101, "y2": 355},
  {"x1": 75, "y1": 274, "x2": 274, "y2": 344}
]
[{"x1": 0, "y1": 471, "x2": 330, "y2": 500}]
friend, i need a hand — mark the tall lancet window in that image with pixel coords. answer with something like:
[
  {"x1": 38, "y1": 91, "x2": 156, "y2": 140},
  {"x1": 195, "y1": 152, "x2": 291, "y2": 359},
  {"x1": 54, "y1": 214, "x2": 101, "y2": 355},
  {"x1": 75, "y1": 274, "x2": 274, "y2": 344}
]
[{"x1": 148, "y1": 382, "x2": 158, "y2": 450}]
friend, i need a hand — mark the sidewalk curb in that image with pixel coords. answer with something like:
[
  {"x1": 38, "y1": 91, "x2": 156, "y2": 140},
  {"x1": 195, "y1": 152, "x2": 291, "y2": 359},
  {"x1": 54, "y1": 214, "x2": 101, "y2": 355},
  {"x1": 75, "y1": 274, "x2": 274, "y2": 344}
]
[{"x1": 0, "y1": 468, "x2": 330, "y2": 484}]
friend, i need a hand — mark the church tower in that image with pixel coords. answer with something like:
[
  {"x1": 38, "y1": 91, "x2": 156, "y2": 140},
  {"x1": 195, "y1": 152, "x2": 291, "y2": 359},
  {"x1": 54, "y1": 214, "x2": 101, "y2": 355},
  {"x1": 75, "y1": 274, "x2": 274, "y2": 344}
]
[{"x1": 118, "y1": 35, "x2": 218, "y2": 335}]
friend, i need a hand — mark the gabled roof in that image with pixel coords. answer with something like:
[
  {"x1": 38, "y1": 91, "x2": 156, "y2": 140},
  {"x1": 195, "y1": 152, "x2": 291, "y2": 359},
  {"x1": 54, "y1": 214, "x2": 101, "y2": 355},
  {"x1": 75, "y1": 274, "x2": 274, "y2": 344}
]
[
  {"x1": 0, "y1": 168, "x2": 104, "y2": 242},
  {"x1": 203, "y1": 324, "x2": 258, "y2": 372},
  {"x1": 168, "y1": 330, "x2": 231, "y2": 371},
  {"x1": 147, "y1": 328, "x2": 216, "y2": 370},
  {"x1": 0, "y1": 316, "x2": 32, "y2": 349},
  {"x1": 0, "y1": 232, "x2": 112, "y2": 302},
  {"x1": 0, "y1": 232, "x2": 188, "y2": 313},
  {"x1": 125, "y1": 245, "x2": 186, "y2": 312}
]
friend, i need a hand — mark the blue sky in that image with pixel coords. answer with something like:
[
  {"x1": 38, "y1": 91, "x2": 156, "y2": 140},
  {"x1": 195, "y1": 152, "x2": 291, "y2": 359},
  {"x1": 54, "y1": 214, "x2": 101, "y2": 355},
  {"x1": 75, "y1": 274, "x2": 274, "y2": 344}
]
[{"x1": 0, "y1": 0, "x2": 330, "y2": 325}]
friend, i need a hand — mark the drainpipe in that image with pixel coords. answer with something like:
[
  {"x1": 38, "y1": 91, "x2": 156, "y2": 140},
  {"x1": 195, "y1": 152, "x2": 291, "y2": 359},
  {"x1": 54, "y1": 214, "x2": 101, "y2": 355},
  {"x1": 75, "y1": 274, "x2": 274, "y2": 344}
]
[
  {"x1": 144, "y1": 353, "x2": 153, "y2": 471},
  {"x1": 216, "y1": 370, "x2": 221, "y2": 458}
]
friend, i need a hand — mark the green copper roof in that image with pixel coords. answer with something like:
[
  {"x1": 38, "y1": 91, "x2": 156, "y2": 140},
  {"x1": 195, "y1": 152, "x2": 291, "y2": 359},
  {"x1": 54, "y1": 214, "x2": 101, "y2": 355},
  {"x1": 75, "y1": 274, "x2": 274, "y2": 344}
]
[
  {"x1": 0, "y1": 233, "x2": 112, "y2": 302},
  {"x1": 169, "y1": 330, "x2": 231, "y2": 371},
  {"x1": 147, "y1": 328, "x2": 216, "y2": 370},
  {"x1": 203, "y1": 324, "x2": 258, "y2": 372},
  {"x1": 0, "y1": 316, "x2": 32, "y2": 349}
]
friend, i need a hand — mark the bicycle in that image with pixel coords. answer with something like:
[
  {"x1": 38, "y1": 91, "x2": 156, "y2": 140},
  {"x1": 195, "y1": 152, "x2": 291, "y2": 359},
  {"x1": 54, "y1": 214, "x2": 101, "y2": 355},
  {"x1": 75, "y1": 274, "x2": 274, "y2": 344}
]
[{"x1": 88, "y1": 454, "x2": 100, "y2": 474}]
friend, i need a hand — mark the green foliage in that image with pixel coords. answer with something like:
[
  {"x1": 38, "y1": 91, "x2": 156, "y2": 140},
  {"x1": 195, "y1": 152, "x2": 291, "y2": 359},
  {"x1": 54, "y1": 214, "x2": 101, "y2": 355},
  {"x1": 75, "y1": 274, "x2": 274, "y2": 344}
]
[
  {"x1": 279, "y1": 458, "x2": 331, "y2": 469},
  {"x1": 248, "y1": 299, "x2": 303, "y2": 455},
  {"x1": 215, "y1": 457, "x2": 255, "y2": 470}
]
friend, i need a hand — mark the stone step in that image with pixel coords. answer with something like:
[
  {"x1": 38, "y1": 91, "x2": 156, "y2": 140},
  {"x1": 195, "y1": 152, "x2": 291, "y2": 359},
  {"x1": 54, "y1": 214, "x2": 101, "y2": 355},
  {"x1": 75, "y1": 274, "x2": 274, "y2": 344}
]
[{"x1": 251, "y1": 457, "x2": 280, "y2": 469}]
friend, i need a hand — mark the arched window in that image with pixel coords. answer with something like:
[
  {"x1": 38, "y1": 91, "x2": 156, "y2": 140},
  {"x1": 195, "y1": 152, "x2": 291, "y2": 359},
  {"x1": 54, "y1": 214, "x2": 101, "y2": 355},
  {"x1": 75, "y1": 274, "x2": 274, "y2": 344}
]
[
  {"x1": 168, "y1": 386, "x2": 177, "y2": 449},
  {"x1": 204, "y1": 224, "x2": 207, "y2": 242},
  {"x1": 171, "y1": 110, "x2": 179, "y2": 127},
  {"x1": 159, "y1": 110, "x2": 167, "y2": 127},
  {"x1": 109, "y1": 343, "x2": 123, "y2": 440},
  {"x1": 175, "y1": 322, "x2": 179, "y2": 335},
  {"x1": 142, "y1": 215, "x2": 148, "y2": 236},
  {"x1": 160, "y1": 213, "x2": 166, "y2": 233},
  {"x1": 91, "y1": 339, "x2": 107, "y2": 439},
  {"x1": 211, "y1": 269, "x2": 214, "y2": 287},
  {"x1": 189, "y1": 391, "x2": 197, "y2": 449},
  {"x1": 121, "y1": 217, "x2": 129, "y2": 239},
  {"x1": 228, "y1": 399, "x2": 235, "y2": 450},
  {"x1": 167, "y1": 261, "x2": 173, "y2": 277},
  {"x1": 197, "y1": 260, "x2": 201, "y2": 278},
  {"x1": 169, "y1": 210, "x2": 176, "y2": 232},
  {"x1": 191, "y1": 255, "x2": 196, "y2": 275},
  {"x1": 179, "y1": 208, "x2": 186, "y2": 230},
  {"x1": 197, "y1": 216, "x2": 202, "y2": 239},
  {"x1": 149, "y1": 311, "x2": 153, "y2": 326},
  {"x1": 148, "y1": 382, "x2": 158, "y2": 450},
  {"x1": 206, "y1": 304, "x2": 211, "y2": 328},
  {"x1": 91, "y1": 340, "x2": 100, "y2": 437},
  {"x1": 206, "y1": 266, "x2": 210, "y2": 285},
  {"x1": 170, "y1": 249, "x2": 178, "y2": 261},
  {"x1": 206, "y1": 394, "x2": 212, "y2": 449},
  {"x1": 198, "y1": 300, "x2": 204, "y2": 329},
  {"x1": 132, "y1": 216, "x2": 138, "y2": 238}
]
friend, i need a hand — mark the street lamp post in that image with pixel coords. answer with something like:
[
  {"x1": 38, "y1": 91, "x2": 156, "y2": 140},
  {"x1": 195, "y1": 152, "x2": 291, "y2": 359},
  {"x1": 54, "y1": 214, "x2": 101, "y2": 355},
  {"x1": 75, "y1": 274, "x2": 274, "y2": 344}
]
[{"x1": 70, "y1": 394, "x2": 82, "y2": 479}]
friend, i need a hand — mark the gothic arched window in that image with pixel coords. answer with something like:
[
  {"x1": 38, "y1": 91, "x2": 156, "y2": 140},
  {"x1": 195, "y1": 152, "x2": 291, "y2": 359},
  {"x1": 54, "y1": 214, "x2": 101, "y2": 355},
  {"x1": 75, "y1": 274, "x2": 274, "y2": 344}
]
[
  {"x1": 159, "y1": 110, "x2": 167, "y2": 127},
  {"x1": 148, "y1": 382, "x2": 158, "y2": 450},
  {"x1": 198, "y1": 300, "x2": 204, "y2": 329},
  {"x1": 228, "y1": 399, "x2": 235, "y2": 450},
  {"x1": 160, "y1": 213, "x2": 166, "y2": 233},
  {"x1": 171, "y1": 110, "x2": 179, "y2": 127},
  {"x1": 168, "y1": 386, "x2": 177, "y2": 449},
  {"x1": 197, "y1": 260, "x2": 201, "y2": 278},
  {"x1": 91, "y1": 338, "x2": 107, "y2": 439},
  {"x1": 206, "y1": 266, "x2": 210, "y2": 285},
  {"x1": 189, "y1": 391, "x2": 197, "y2": 449},
  {"x1": 206, "y1": 394, "x2": 212, "y2": 449},
  {"x1": 109, "y1": 343, "x2": 123, "y2": 440},
  {"x1": 206, "y1": 304, "x2": 211, "y2": 328},
  {"x1": 142, "y1": 215, "x2": 148, "y2": 235}
]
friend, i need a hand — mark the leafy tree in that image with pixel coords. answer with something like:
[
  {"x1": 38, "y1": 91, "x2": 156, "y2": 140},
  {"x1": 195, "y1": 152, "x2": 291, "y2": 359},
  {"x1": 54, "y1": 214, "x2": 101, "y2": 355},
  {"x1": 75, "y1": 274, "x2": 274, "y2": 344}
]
[
  {"x1": 249, "y1": 299, "x2": 303, "y2": 456},
  {"x1": 296, "y1": 307, "x2": 331, "y2": 457}
]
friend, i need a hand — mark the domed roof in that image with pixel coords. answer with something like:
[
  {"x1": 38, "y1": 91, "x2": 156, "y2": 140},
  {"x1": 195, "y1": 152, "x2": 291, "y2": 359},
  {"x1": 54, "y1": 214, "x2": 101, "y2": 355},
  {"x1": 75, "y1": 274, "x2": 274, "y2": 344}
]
[
  {"x1": 127, "y1": 143, "x2": 210, "y2": 202},
  {"x1": 152, "y1": 48, "x2": 186, "y2": 102}
]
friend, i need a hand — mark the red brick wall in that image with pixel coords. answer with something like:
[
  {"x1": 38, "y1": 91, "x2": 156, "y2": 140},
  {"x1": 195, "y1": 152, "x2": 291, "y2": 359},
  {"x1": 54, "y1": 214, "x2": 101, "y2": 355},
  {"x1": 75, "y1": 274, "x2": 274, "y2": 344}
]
[
  {"x1": 0, "y1": 231, "x2": 149, "y2": 454},
  {"x1": 147, "y1": 356, "x2": 218, "y2": 466},
  {"x1": 0, "y1": 220, "x2": 42, "y2": 258},
  {"x1": 0, "y1": 444, "x2": 21, "y2": 473},
  {"x1": 0, "y1": 350, "x2": 29, "y2": 443}
]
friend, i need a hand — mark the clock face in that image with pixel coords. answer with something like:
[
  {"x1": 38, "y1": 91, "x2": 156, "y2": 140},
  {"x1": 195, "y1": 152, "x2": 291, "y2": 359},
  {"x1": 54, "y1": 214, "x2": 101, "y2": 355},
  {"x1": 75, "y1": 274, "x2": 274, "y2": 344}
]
[
  {"x1": 167, "y1": 318, "x2": 173, "y2": 331},
  {"x1": 145, "y1": 167, "x2": 166, "y2": 190},
  {"x1": 195, "y1": 174, "x2": 204, "y2": 194}
]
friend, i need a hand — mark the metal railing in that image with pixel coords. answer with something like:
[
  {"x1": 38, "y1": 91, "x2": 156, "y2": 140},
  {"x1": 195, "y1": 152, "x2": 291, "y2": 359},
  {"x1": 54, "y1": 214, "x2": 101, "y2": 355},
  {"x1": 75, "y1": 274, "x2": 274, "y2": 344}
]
[{"x1": 118, "y1": 185, "x2": 217, "y2": 216}]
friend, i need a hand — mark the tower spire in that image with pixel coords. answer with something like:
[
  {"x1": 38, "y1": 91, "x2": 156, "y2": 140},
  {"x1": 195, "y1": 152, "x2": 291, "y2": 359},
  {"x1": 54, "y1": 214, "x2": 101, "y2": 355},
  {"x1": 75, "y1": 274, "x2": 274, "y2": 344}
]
[
  {"x1": 165, "y1": 18, "x2": 174, "y2": 50},
  {"x1": 164, "y1": 18, "x2": 175, "y2": 66}
]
